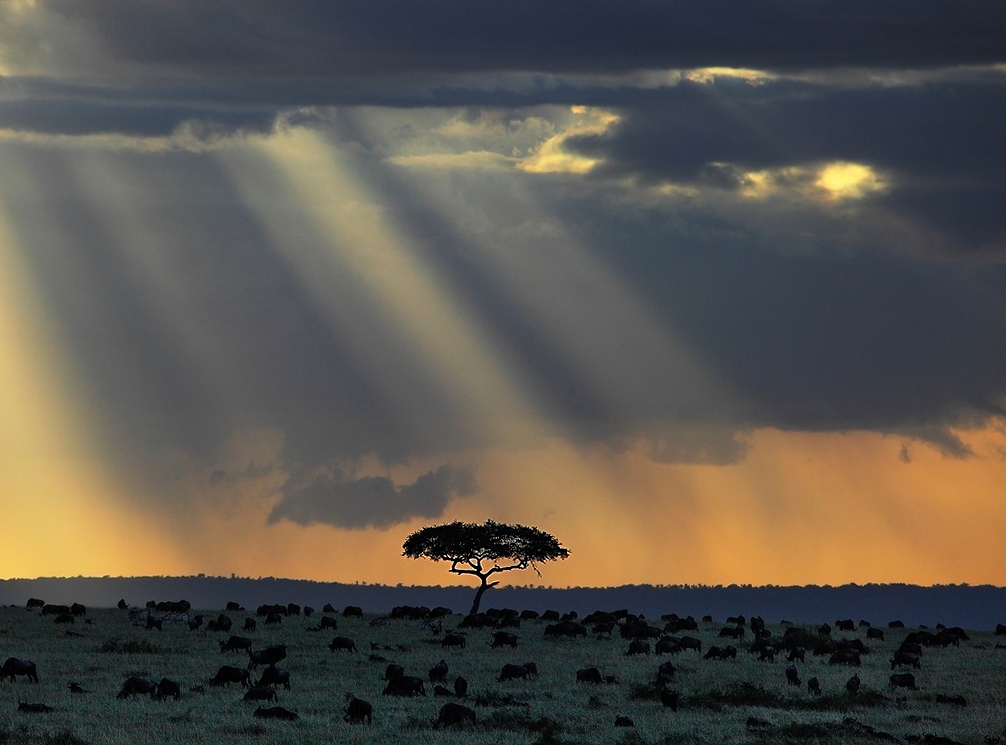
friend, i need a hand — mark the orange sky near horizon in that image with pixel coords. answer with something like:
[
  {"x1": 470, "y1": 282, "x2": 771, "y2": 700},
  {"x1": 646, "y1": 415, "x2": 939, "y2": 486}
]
[{"x1": 2, "y1": 421, "x2": 1005, "y2": 588}]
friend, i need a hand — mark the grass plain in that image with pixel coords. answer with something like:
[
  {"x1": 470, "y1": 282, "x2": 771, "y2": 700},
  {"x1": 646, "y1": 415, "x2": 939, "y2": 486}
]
[{"x1": 0, "y1": 604, "x2": 1004, "y2": 744}]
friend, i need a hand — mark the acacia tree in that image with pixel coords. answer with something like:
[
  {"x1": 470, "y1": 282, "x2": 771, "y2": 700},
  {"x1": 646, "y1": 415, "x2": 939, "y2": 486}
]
[{"x1": 402, "y1": 520, "x2": 569, "y2": 616}]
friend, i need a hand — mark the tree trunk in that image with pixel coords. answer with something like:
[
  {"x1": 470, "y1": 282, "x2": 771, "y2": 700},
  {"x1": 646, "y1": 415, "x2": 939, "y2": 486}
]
[{"x1": 469, "y1": 577, "x2": 491, "y2": 616}]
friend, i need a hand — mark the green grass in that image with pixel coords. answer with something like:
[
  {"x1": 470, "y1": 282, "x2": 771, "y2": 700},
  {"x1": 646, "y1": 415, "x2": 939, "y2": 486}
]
[{"x1": 0, "y1": 607, "x2": 1003, "y2": 743}]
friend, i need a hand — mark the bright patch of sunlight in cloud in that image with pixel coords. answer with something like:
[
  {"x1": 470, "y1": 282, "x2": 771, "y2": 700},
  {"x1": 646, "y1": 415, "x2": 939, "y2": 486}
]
[
  {"x1": 517, "y1": 107, "x2": 619, "y2": 175},
  {"x1": 816, "y1": 161, "x2": 885, "y2": 199},
  {"x1": 732, "y1": 161, "x2": 886, "y2": 201},
  {"x1": 685, "y1": 67, "x2": 777, "y2": 85}
]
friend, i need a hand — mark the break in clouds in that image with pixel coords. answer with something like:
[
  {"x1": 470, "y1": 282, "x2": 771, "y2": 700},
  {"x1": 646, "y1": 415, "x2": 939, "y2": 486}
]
[{"x1": 0, "y1": 0, "x2": 1004, "y2": 529}]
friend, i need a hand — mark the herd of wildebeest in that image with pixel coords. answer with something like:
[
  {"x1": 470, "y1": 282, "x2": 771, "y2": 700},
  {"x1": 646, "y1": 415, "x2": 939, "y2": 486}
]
[{"x1": 3, "y1": 596, "x2": 1006, "y2": 741}]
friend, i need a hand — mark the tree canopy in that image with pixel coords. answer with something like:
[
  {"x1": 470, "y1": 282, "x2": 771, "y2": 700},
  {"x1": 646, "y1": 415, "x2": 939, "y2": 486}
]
[{"x1": 402, "y1": 520, "x2": 569, "y2": 615}]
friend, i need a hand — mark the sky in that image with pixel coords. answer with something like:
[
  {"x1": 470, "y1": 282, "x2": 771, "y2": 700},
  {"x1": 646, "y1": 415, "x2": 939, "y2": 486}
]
[{"x1": 0, "y1": 1, "x2": 1005, "y2": 589}]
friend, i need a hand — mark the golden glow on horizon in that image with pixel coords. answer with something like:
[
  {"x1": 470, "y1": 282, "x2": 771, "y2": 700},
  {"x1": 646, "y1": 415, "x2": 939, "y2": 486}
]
[{"x1": 35, "y1": 425, "x2": 1006, "y2": 588}]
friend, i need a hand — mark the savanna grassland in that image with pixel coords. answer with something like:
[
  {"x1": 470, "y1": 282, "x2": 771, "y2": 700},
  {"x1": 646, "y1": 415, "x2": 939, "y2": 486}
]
[{"x1": 1, "y1": 604, "x2": 1005, "y2": 745}]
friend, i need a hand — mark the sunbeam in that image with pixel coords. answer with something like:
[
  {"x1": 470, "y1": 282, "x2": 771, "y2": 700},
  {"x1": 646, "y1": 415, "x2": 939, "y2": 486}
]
[
  {"x1": 0, "y1": 165, "x2": 181, "y2": 576},
  {"x1": 219, "y1": 123, "x2": 547, "y2": 451}
]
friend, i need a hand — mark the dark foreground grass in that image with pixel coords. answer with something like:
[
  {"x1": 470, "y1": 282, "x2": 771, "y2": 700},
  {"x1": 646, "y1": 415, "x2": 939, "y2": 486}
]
[{"x1": 0, "y1": 606, "x2": 1004, "y2": 744}]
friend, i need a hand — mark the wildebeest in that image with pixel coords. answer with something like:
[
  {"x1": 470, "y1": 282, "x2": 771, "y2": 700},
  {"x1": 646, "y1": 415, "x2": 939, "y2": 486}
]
[
  {"x1": 210, "y1": 666, "x2": 251, "y2": 688},
  {"x1": 660, "y1": 686, "x2": 679, "y2": 711},
  {"x1": 429, "y1": 659, "x2": 449, "y2": 682},
  {"x1": 626, "y1": 640, "x2": 650, "y2": 656},
  {"x1": 41, "y1": 604, "x2": 70, "y2": 617},
  {"x1": 256, "y1": 667, "x2": 291, "y2": 690},
  {"x1": 520, "y1": 610, "x2": 540, "y2": 621},
  {"x1": 154, "y1": 678, "x2": 181, "y2": 701},
  {"x1": 459, "y1": 613, "x2": 495, "y2": 629},
  {"x1": 17, "y1": 702, "x2": 53, "y2": 713},
  {"x1": 256, "y1": 604, "x2": 287, "y2": 618},
  {"x1": 117, "y1": 599, "x2": 128, "y2": 610},
  {"x1": 344, "y1": 696, "x2": 373, "y2": 724},
  {"x1": 544, "y1": 621, "x2": 587, "y2": 638},
  {"x1": 678, "y1": 636, "x2": 702, "y2": 653},
  {"x1": 26, "y1": 598, "x2": 45, "y2": 610},
  {"x1": 433, "y1": 684, "x2": 453, "y2": 696},
  {"x1": 226, "y1": 601, "x2": 243, "y2": 612},
  {"x1": 189, "y1": 615, "x2": 205, "y2": 631},
  {"x1": 891, "y1": 651, "x2": 921, "y2": 670},
  {"x1": 243, "y1": 685, "x2": 278, "y2": 702},
  {"x1": 935, "y1": 694, "x2": 967, "y2": 706},
  {"x1": 867, "y1": 627, "x2": 885, "y2": 641},
  {"x1": 67, "y1": 682, "x2": 89, "y2": 694},
  {"x1": 703, "y1": 645, "x2": 737, "y2": 660},
  {"x1": 454, "y1": 676, "x2": 468, "y2": 698},
  {"x1": 576, "y1": 667, "x2": 603, "y2": 684},
  {"x1": 541, "y1": 610, "x2": 561, "y2": 621},
  {"x1": 830, "y1": 649, "x2": 861, "y2": 667},
  {"x1": 219, "y1": 636, "x2": 253, "y2": 653},
  {"x1": 54, "y1": 613, "x2": 74, "y2": 625},
  {"x1": 207, "y1": 614, "x2": 233, "y2": 633},
  {"x1": 70, "y1": 602, "x2": 86, "y2": 617},
  {"x1": 117, "y1": 676, "x2": 157, "y2": 699},
  {"x1": 498, "y1": 663, "x2": 537, "y2": 681},
  {"x1": 343, "y1": 605, "x2": 364, "y2": 618},
  {"x1": 243, "y1": 618, "x2": 256, "y2": 632},
  {"x1": 846, "y1": 674, "x2": 861, "y2": 695},
  {"x1": 655, "y1": 637, "x2": 680, "y2": 655},
  {"x1": 997, "y1": 623, "x2": 1006, "y2": 636},
  {"x1": 491, "y1": 632, "x2": 518, "y2": 649},
  {"x1": 808, "y1": 677, "x2": 821, "y2": 696},
  {"x1": 253, "y1": 706, "x2": 298, "y2": 720},
  {"x1": 718, "y1": 625, "x2": 745, "y2": 638},
  {"x1": 1, "y1": 658, "x2": 38, "y2": 684},
  {"x1": 890, "y1": 673, "x2": 917, "y2": 690},
  {"x1": 390, "y1": 605, "x2": 430, "y2": 620},
  {"x1": 383, "y1": 674, "x2": 426, "y2": 696},
  {"x1": 441, "y1": 633, "x2": 466, "y2": 649},
  {"x1": 657, "y1": 662, "x2": 676, "y2": 682},
  {"x1": 787, "y1": 646, "x2": 806, "y2": 663},
  {"x1": 785, "y1": 664, "x2": 801, "y2": 686},
  {"x1": 888, "y1": 620, "x2": 905, "y2": 628},
  {"x1": 155, "y1": 600, "x2": 191, "y2": 614},
  {"x1": 836, "y1": 619, "x2": 855, "y2": 632},
  {"x1": 322, "y1": 603, "x2": 337, "y2": 613},
  {"x1": 318, "y1": 616, "x2": 339, "y2": 631},
  {"x1": 328, "y1": 636, "x2": 356, "y2": 653},
  {"x1": 614, "y1": 716, "x2": 634, "y2": 727},
  {"x1": 436, "y1": 702, "x2": 476, "y2": 727},
  {"x1": 384, "y1": 664, "x2": 404, "y2": 681},
  {"x1": 248, "y1": 645, "x2": 287, "y2": 670}
]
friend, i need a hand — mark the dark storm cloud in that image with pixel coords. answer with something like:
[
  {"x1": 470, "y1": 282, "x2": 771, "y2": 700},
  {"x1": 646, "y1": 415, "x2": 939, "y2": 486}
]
[
  {"x1": 268, "y1": 465, "x2": 477, "y2": 530},
  {"x1": 536, "y1": 187, "x2": 1006, "y2": 444},
  {"x1": 46, "y1": 0, "x2": 1006, "y2": 76},
  {"x1": 570, "y1": 79, "x2": 1006, "y2": 252},
  {"x1": 0, "y1": 95, "x2": 275, "y2": 138}
]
